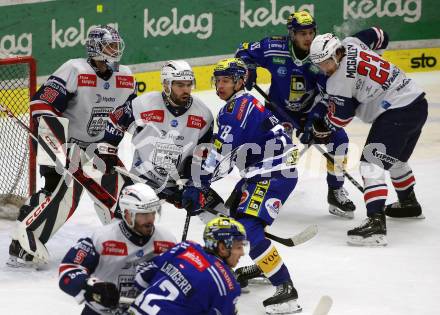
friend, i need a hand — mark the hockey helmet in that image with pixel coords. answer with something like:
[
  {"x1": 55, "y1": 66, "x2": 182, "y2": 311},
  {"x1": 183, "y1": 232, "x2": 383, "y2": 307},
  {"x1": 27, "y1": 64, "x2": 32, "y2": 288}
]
[
  {"x1": 160, "y1": 60, "x2": 195, "y2": 94},
  {"x1": 310, "y1": 33, "x2": 342, "y2": 64},
  {"x1": 118, "y1": 183, "x2": 161, "y2": 229},
  {"x1": 86, "y1": 25, "x2": 125, "y2": 63},
  {"x1": 213, "y1": 58, "x2": 248, "y2": 83},
  {"x1": 286, "y1": 11, "x2": 316, "y2": 32},
  {"x1": 203, "y1": 217, "x2": 247, "y2": 252}
]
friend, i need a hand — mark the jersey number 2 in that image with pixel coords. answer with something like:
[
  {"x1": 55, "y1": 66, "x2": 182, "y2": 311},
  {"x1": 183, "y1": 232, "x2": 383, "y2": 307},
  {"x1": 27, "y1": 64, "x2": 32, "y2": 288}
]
[
  {"x1": 357, "y1": 51, "x2": 390, "y2": 85},
  {"x1": 141, "y1": 279, "x2": 179, "y2": 315}
]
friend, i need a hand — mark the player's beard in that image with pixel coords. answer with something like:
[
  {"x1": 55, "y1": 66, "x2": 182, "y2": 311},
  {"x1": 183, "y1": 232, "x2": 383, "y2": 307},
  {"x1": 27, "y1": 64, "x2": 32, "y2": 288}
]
[{"x1": 134, "y1": 223, "x2": 155, "y2": 237}]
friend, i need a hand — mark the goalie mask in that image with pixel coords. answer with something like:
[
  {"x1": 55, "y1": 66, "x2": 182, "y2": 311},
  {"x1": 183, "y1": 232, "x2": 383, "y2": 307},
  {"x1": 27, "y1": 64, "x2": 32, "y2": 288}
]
[
  {"x1": 118, "y1": 183, "x2": 161, "y2": 231},
  {"x1": 86, "y1": 25, "x2": 125, "y2": 64}
]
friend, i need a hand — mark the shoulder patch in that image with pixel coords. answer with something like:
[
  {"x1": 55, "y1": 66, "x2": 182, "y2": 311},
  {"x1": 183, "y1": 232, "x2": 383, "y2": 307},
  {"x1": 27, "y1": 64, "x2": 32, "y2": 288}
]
[{"x1": 226, "y1": 100, "x2": 235, "y2": 113}]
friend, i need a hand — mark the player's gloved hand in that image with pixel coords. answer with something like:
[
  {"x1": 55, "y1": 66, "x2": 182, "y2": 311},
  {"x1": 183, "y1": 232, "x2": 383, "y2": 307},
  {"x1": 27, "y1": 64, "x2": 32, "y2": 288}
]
[
  {"x1": 182, "y1": 185, "x2": 207, "y2": 215},
  {"x1": 94, "y1": 143, "x2": 119, "y2": 174},
  {"x1": 84, "y1": 277, "x2": 119, "y2": 309},
  {"x1": 296, "y1": 117, "x2": 313, "y2": 144},
  {"x1": 159, "y1": 188, "x2": 184, "y2": 209},
  {"x1": 311, "y1": 119, "x2": 332, "y2": 144}
]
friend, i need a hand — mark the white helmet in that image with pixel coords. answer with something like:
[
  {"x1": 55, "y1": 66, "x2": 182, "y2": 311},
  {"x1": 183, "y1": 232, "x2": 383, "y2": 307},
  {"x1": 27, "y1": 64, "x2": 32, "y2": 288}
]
[
  {"x1": 310, "y1": 33, "x2": 342, "y2": 64},
  {"x1": 160, "y1": 60, "x2": 195, "y2": 95},
  {"x1": 118, "y1": 183, "x2": 161, "y2": 229}
]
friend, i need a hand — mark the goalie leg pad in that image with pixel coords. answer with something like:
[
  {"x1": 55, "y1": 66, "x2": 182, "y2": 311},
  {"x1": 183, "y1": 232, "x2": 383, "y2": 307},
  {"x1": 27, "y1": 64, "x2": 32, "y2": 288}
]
[{"x1": 37, "y1": 116, "x2": 69, "y2": 167}]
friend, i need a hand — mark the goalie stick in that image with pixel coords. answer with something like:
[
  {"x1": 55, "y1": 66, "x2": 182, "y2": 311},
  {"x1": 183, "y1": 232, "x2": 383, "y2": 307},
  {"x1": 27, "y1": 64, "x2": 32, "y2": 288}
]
[
  {"x1": 312, "y1": 295, "x2": 333, "y2": 315},
  {"x1": 114, "y1": 166, "x2": 318, "y2": 247}
]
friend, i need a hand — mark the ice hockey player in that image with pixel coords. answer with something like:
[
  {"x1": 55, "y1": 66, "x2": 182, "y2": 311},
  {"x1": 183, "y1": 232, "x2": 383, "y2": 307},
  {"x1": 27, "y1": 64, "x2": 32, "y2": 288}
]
[
  {"x1": 128, "y1": 216, "x2": 246, "y2": 315},
  {"x1": 58, "y1": 183, "x2": 176, "y2": 315},
  {"x1": 182, "y1": 58, "x2": 302, "y2": 314},
  {"x1": 309, "y1": 30, "x2": 428, "y2": 246},
  {"x1": 7, "y1": 25, "x2": 136, "y2": 267},
  {"x1": 102, "y1": 60, "x2": 213, "y2": 213},
  {"x1": 236, "y1": 10, "x2": 356, "y2": 218}
]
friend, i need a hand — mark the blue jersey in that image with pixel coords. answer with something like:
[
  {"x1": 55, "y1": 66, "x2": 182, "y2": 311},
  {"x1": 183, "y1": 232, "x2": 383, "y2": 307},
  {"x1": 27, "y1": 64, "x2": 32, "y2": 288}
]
[
  {"x1": 236, "y1": 35, "x2": 326, "y2": 118},
  {"x1": 203, "y1": 91, "x2": 298, "y2": 182},
  {"x1": 130, "y1": 242, "x2": 240, "y2": 315}
]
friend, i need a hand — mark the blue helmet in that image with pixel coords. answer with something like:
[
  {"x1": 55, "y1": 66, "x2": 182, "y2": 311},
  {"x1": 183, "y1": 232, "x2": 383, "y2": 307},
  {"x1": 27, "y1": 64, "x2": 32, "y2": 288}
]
[
  {"x1": 203, "y1": 217, "x2": 247, "y2": 251},
  {"x1": 287, "y1": 11, "x2": 316, "y2": 32}
]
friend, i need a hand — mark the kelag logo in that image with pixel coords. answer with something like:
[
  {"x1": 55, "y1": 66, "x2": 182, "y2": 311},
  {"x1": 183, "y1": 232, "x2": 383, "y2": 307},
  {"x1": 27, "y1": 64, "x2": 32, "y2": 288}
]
[{"x1": 411, "y1": 53, "x2": 437, "y2": 68}]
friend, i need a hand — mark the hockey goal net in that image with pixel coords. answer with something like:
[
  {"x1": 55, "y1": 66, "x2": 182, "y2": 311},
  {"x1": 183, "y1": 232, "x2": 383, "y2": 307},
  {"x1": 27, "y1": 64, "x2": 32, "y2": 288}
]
[{"x1": 0, "y1": 56, "x2": 36, "y2": 219}]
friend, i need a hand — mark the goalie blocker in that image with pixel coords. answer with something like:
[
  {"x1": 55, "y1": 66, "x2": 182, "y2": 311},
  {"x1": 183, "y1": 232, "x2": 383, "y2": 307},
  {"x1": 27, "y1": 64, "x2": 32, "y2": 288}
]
[{"x1": 8, "y1": 116, "x2": 124, "y2": 267}]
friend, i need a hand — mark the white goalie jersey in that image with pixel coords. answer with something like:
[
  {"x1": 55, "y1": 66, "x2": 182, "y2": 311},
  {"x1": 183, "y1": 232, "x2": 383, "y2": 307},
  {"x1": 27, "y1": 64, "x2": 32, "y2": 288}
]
[
  {"x1": 325, "y1": 37, "x2": 424, "y2": 125},
  {"x1": 31, "y1": 58, "x2": 136, "y2": 147}
]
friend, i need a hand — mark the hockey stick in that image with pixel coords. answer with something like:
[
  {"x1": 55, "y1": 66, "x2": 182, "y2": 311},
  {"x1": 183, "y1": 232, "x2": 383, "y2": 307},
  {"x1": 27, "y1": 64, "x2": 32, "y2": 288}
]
[
  {"x1": 253, "y1": 84, "x2": 363, "y2": 192},
  {"x1": 312, "y1": 295, "x2": 333, "y2": 315},
  {"x1": 115, "y1": 167, "x2": 317, "y2": 247},
  {"x1": 0, "y1": 104, "x2": 118, "y2": 211},
  {"x1": 181, "y1": 214, "x2": 191, "y2": 242}
]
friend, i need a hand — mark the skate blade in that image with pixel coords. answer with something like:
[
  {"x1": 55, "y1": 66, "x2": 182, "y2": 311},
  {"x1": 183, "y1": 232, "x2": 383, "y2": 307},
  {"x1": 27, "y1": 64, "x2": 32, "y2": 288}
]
[
  {"x1": 265, "y1": 299, "x2": 302, "y2": 314},
  {"x1": 5, "y1": 256, "x2": 38, "y2": 270},
  {"x1": 248, "y1": 277, "x2": 271, "y2": 285},
  {"x1": 386, "y1": 214, "x2": 425, "y2": 220},
  {"x1": 329, "y1": 206, "x2": 354, "y2": 219},
  {"x1": 347, "y1": 234, "x2": 387, "y2": 246}
]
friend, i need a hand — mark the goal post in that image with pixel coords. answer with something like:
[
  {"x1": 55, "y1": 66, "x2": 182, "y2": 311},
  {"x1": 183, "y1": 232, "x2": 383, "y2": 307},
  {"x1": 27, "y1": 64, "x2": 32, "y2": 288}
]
[{"x1": 0, "y1": 56, "x2": 37, "y2": 216}]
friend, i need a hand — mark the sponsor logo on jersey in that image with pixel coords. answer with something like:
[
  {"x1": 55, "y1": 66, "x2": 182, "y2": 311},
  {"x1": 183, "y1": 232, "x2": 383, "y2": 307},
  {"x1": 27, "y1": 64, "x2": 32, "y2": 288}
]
[
  {"x1": 265, "y1": 198, "x2": 282, "y2": 219},
  {"x1": 140, "y1": 110, "x2": 164, "y2": 123},
  {"x1": 214, "y1": 260, "x2": 235, "y2": 290},
  {"x1": 103, "y1": 82, "x2": 110, "y2": 90},
  {"x1": 239, "y1": 190, "x2": 249, "y2": 205},
  {"x1": 95, "y1": 94, "x2": 116, "y2": 103},
  {"x1": 236, "y1": 98, "x2": 248, "y2": 120},
  {"x1": 289, "y1": 75, "x2": 306, "y2": 102},
  {"x1": 272, "y1": 57, "x2": 286, "y2": 64},
  {"x1": 187, "y1": 115, "x2": 207, "y2": 129},
  {"x1": 87, "y1": 107, "x2": 113, "y2": 137},
  {"x1": 245, "y1": 180, "x2": 270, "y2": 217},
  {"x1": 154, "y1": 240, "x2": 176, "y2": 254},
  {"x1": 116, "y1": 75, "x2": 135, "y2": 89},
  {"x1": 178, "y1": 246, "x2": 210, "y2": 271},
  {"x1": 250, "y1": 42, "x2": 260, "y2": 50},
  {"x1": 277, "y1": 66, "x2": 287, "y2": 76},
  {"x1": 381, "y1": 100, "x2": 392, "y2": 110},
  {"x1": 73, "y1": 249, "x2": 88, "y2": 264},
  {"x1": 256, "y1": 245, "x2": 281, "y2": 275},
  {"x1": 78, "y1": 74, "x2": 97, "y2": 87},
  {"x1": 101, "y1": 240, "x2": 128, "y2": 256}
]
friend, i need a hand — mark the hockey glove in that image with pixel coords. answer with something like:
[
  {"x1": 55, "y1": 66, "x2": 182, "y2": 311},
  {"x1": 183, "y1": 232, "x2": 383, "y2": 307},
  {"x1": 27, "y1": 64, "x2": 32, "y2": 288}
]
[
  {"x1": 296, "y1": 117, "x2": 313, "y2": 144},
  {"x1": 84, "y1": 277, "x2": 119, "y2": 309},
  {"x1": 311, "y1": 119, "x2": 332, "y2": 144},
  {"x1": 182, "y1": 185, "x2": 208, "y2": 216},
  {"x1": 94, "y1": 143, "x2": 119, "y2": 174}
]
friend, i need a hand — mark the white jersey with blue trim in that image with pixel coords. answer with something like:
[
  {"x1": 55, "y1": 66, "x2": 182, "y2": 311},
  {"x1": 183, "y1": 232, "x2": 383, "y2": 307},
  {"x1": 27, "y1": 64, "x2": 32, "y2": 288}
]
[{"x1": 326, "y1": 37, "x2": 424, "y2": 124}]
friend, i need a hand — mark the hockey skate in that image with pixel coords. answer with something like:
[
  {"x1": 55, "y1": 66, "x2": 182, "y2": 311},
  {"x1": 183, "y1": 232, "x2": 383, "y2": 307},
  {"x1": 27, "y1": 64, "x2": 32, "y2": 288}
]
[
  {"x1": 235, "y1": 264, "x2": 270, "y2": 290},
  {"x1": 6, "y1": 240, "x2": 36, "y2": 268},
  {"x1": 263, "y1": 280, "x2": 302, "y2": 314},
  {"x1": 385, "y1": 191, "x2": 425, "y2": 219},
  {"x1": 347, "y1": 212, "x2": 387, "y2": 246},
  {"x1": 328, "y1": 187, "x2": 356, "y2": 219}
]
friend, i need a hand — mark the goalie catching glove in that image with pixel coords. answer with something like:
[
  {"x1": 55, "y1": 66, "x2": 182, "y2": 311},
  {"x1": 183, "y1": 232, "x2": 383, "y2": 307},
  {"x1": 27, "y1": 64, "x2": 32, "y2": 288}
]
[{"x1": 84, "y1": 277, "x2": 120, "y2": 309}]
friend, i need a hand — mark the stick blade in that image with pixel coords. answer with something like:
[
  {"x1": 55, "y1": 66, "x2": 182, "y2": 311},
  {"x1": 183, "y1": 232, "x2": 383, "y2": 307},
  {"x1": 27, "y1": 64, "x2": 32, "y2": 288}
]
[
  {"x1": 312, "y1": 295, "x2": 333, "y2": 315},
  {"x1": 290, "y1": 224, "x2": 318, "y2": 246}
]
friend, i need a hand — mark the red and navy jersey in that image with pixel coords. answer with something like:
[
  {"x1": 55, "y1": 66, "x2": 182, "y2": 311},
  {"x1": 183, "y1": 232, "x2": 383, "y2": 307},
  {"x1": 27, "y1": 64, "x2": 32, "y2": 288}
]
[{"x1": 131, "y1": 241, "x2": 240, "y2": 315}]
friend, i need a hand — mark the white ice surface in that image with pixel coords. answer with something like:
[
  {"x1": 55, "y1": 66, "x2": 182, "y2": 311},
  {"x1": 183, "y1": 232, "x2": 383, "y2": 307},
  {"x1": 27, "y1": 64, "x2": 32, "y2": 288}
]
[{"x1": 0, "y1": 71, "x2": 439, "y2": 315}]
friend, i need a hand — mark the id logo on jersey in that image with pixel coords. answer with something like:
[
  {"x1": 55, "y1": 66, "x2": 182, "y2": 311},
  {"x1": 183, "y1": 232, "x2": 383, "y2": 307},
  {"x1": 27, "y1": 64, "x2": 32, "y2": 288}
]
[
  {"x1": 187, "y1": 115, "x2": 206, "y2": 129},
  {"x1": 78, "y1": 74, "x2": 97, "y2": 87}
]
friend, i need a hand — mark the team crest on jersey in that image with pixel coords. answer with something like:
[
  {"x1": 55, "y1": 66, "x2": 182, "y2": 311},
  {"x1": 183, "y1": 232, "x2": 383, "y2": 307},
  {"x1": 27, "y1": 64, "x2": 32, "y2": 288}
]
[
  {"x1": 87, "y1": 107, "x2": 113, "y2": 136},
  {"x1": 140, "y1": 110, "x2": 165, "y2": 123},
  {"x1": 116, "y1": 75, "x2": 135, "y2": 89},
  {"x1": 187, "y1": 115, "x2": 206, "y2": 129},
  {"x1": 277, "y1": 66, "x2": 287, "y2": 76},
  {"x1": 226, "y1": 100, "x2": 235, "y2": 113},
  {"x1": 101, "y1": 240, "x2": 128, "y2": 256},
  {"x1": 78, "y1": 74, "x2": 97, "y2": 87},
  {"x1": 153, "y1": 142, "x2": 183, "y2": 172}
]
